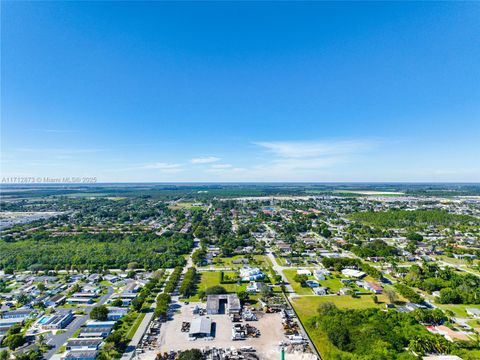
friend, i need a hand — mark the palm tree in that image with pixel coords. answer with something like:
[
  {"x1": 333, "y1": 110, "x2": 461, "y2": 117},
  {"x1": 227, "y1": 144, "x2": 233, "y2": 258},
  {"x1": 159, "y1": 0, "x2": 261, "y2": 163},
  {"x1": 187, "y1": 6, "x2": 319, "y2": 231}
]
[{"x1": 36, "y1": 334, "x2": 49, "y2": 353}]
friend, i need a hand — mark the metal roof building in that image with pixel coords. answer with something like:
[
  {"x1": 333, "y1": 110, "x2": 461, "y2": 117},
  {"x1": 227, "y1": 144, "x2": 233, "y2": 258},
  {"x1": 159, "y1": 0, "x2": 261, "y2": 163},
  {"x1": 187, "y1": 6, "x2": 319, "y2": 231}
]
[
  {"x1": 188, "y1": 316, "x2": 212, "y2": 338},
  {"x1": 78, "y1": 327, "x2": 111, "y2": 338},
  {"x1": 206, "y1": 294, "x2": 241, "y2": 315},
  {"x1": 66, "y1": 337, "x2": 103, "y2": 350},
  {"x1": 62, "y1": 350, "x2": 98, "y2": 360}
]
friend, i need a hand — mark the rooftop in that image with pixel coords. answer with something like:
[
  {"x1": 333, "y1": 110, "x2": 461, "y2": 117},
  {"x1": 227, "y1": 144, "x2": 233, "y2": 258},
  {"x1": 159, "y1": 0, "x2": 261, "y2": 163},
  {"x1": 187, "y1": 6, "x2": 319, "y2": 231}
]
[{"x1": 189, "y1": 316, "x2": 212, "y2": 335}]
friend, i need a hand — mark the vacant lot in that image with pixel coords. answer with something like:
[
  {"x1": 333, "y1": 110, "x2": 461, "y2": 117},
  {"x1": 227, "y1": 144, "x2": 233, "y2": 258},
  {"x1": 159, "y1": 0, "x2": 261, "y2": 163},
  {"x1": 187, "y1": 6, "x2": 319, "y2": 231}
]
[
  {"x1": 168, "y1": 202, "x2": 204, "y2": 210},
  {"x1": 201, "y1": 255, "x2": 273, "y2": 269},
  {"x1": 291, "y1": 294, "x2": 384, "y2": 319},
  {"x1": 291, "y1": 295, "x2": 386, "y2": 360},
  {"x1": 187, "y1": 271, "x2": 246, "y2": 301},
  {"x1": 283, "y1": 269, "x2": 314, "y2": 295}
]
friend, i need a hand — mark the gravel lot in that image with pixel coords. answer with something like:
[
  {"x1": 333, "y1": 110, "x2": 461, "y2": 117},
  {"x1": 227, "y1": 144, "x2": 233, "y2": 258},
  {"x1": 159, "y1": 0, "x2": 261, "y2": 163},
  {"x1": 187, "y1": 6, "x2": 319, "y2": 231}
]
[{"x1": 150, "y1": 300, "x2": 291, "y2": 360}]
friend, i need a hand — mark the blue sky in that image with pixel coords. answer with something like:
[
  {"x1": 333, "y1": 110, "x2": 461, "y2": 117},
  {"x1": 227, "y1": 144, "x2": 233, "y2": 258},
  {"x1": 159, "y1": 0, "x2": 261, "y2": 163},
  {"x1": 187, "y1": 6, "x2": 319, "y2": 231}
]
[{"x1": 1, "y1": 1, "x2": 479, "y2": 182}]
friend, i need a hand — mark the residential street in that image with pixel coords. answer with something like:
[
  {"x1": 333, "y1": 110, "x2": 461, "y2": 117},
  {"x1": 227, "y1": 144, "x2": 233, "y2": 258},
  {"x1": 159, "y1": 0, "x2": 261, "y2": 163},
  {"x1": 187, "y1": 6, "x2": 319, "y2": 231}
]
[
  {"x1": 266, "y1": 250, "x2": 295, "y2": 294},
  {"x1": 44, "y1": 286, "x2": 114, "y2": 359}
]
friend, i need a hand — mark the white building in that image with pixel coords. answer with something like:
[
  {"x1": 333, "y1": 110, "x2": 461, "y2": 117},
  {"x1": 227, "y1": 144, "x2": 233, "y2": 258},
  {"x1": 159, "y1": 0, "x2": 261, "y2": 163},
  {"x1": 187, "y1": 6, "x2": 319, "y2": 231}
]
[
  {"x1": 239, "y1": 267, "x2": 264, "y2": 281},
  {"x1": 341, "y1": 269, "x2": 366, "y2": 279}
]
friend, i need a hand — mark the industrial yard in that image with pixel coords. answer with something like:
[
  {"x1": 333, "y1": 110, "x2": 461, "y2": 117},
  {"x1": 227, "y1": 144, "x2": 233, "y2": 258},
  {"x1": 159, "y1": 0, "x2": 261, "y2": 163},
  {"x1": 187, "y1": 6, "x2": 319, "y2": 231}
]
[{"x1": 135, "y1": 299, "x2": 313, "y2": 360}]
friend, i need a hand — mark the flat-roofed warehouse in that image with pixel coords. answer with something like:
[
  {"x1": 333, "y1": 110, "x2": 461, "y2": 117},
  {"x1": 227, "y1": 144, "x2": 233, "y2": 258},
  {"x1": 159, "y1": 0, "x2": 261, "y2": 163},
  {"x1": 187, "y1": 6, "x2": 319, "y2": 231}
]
[
  {"x1": 206, "y1": 294, "x2": 241, "y2": 315},
  {"x1": 188, "y1": 316, "x2": 212, "y2": 338},
  {"x1": 66, "y1": 337, "x2": 103, "y2": 350},
  {"x1": 61, "y1": 350, "x2": 97, "y2": 360},
  {"x1": 78, "y1": 327, "x2": 111, "y2": 338}
]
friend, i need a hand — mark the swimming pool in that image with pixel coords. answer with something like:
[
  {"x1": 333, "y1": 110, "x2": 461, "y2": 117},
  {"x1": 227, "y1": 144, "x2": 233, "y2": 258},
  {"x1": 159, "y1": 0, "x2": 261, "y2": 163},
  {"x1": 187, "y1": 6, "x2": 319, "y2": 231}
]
[{"x1": 37, "y1": 316, "x2": 50, "y2": 325}]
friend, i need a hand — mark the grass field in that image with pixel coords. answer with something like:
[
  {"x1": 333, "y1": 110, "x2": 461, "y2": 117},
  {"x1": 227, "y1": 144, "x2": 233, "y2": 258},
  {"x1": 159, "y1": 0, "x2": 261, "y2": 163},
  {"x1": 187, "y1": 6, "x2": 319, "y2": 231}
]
[
  {"x1": 206, "y1": 255, "x2": 273, "y2": 269},
  {"x1": 276, "y1": 256, "x2": 309, "y2": 266},
  {"x1": 283, "y1": 269, "x2": 314, "y2": 295},
  {"x1": 467, "y1": 319, "x2": 480, "y2": 328},
  {"x1": 454, "y1": 349, "x2": 480, "y2": 360},
  {"x1": 436, "y1": 303, "x2": 480, "y2": 317},
  {"x1": 283, "y1": 269, "x2": 359, "y2": 296},
  {"x1": 125, "y1": 312, "x2": 146, "y2": 340},
  {"x1": 291, "y1": 294, "x2": 384, "y2": 319},
  {"x1": 64, "y1": 192, "x2": 111, "y2": 197},
  {"x1": 318, "y1": 277, "x2": 344, "y2": 293},
  {"x1": 187, "y1": 271, "x2": 246, "y2": 301},
  {"x1": 436, "y1": 255, "x2": 479, "y2": 266},
  {"x1": 168, "y1": 202, "x2": 204, "y2": 210}
]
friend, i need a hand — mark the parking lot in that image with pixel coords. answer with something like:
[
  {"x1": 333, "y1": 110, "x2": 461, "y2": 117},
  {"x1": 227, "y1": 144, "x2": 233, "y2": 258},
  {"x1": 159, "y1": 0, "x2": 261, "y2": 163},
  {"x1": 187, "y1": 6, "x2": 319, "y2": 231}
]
[{"x1": 140, "y1": 299, "x2": 292, "y2": 360}]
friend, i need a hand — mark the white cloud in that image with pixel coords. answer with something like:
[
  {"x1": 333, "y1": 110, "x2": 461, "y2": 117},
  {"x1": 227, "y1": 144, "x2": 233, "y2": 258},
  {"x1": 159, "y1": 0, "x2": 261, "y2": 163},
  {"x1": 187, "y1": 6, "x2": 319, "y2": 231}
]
[
  {"x1": 142, "y1": 162, "x2": 182, "y2": 170},
  {"x1": 191, "y1": 156, "x2": 221, "y2": 164},
  {"x1": 267, "y1": 157, "x2": 346, "y2": 171},
  {"x1": 211, "y1": 164, "x2": 232, "y2": 169},
  {"x1": 193, "y1": 139, "x2": 376, "y2": 181},
  {"x1": 254, "y1": 140, "x2": 373, "y2": 158},
  {"x1": 201, "y1": 139, "x2": 378, "y2": 181}
]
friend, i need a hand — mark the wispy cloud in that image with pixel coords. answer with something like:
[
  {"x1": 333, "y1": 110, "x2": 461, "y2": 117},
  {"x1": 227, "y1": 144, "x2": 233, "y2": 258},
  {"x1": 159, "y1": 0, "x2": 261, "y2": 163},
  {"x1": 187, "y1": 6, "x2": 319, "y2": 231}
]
[
  {"x1": 204, "y1": 163, "x2": 237, "y2": 174},
  {"x1": 266, "y1": 157, "x2": 346, "y2": 170},
  {"x1": 199, "y1": 138, "x2": 378, "y2": 181},
  {"x1": 191, "y1": 156, "x2": 221, "y2": 164},
  {"x1": 254, "y1": 140, "x2": 374, "y2": 158},
  {"x1": 211, "y1": 163, "x2": 232, "y2": 169},
  {"x1": 142, "y1": 162, "x2": 182, "y2": 170}
]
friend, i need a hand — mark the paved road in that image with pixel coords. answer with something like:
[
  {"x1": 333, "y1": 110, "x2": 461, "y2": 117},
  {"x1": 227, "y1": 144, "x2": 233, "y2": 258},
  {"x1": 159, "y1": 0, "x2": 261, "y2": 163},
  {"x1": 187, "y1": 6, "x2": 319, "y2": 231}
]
[
  {"x1": 44, "y1": 286, "x2": 114, "y2": 359},
  {"x1": 265, "y1": 248, "x2": 320, "y2": 358},
  {"x1": 121, "y1": 242, "x2": 198, "y2": 360},
  {"x1": 120, "y1": 269, "x2": 176, "y2": 360},
  {"x1": 266, "y1": 250, "x2": 295, "y2": 294}
]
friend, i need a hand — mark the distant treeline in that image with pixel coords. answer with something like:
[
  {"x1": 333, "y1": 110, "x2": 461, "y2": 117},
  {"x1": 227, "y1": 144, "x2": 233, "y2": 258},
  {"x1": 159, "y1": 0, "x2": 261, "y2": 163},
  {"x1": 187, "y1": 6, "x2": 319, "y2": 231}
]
[
  {"x1": 349, "y1": 209, "x2": 478, "y2": 228},
  {"x1": 0, "y1": 232, "x2": 193, "y2": 271},
  {"x1": 0, "y1": 183, "x2": 305, "y2": 201},
  {"x1": 2, "y1": 183, "x2": 479, "y2": 203}
]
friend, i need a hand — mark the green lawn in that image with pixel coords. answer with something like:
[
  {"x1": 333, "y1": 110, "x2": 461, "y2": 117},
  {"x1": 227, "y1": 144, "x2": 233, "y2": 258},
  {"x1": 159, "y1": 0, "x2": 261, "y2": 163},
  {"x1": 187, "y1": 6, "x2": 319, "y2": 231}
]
[
  {"x1": 318, "y1": 278, "x2": 344, "y2": 293},
  {"x1": 276, "y1": 256, "x2": 308, "y2": 266},
  {"x1": 435, "y1": 255, "x2": 479, "y2": 267},
  {"x1": 187, "y1": 271, "x2": 246, "y2": 301},
  {"x1": 207, "y1": 255, "x2": 272, "y2": 269},
  {"x1": 275, "y1": 256, "x2": 289, "y2": 266},
  {"x1": 283, "y1": 269, "x2": 387, "y2": 297},
  {"x1": 283, "y1": 269, "x2": 314, "y2": 295},
  {"x1": 436, "y1": 303, "x2": 480, "y2": 318},
  {"x1": 467, "y1": 319, "x2": 480, "y2": 328},
  {"x1": 291, "y1": 294, "x2": 384, "y2": 319},
  {"x1": 125, "y1": 312, "x2": 145, "y2": 340},
  {"x1": 454, "y1": 349, "x2": 480, "y2": 360}
]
